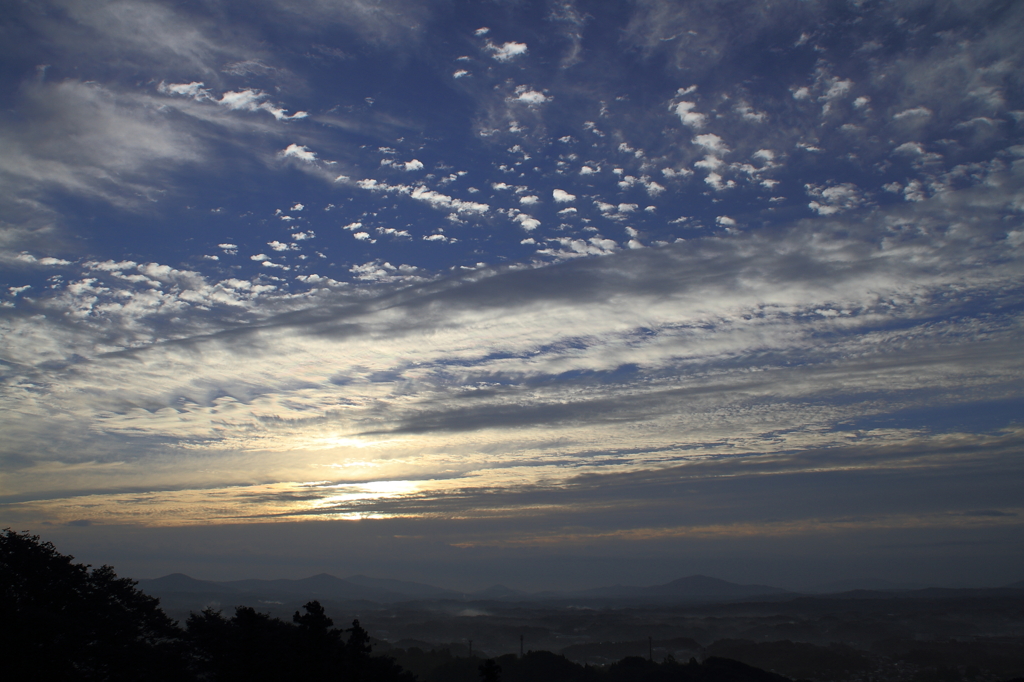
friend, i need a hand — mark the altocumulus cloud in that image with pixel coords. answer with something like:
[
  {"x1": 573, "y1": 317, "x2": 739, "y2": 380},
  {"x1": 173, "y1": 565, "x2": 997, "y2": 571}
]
[{"x1": 1, "y1": 0, "x2": 1023, "y2": 587}]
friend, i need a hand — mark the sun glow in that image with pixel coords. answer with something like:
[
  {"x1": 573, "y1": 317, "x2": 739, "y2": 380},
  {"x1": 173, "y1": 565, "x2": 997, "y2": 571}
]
[{"x1": 312, "y1": 479, "x2": 422, "y2": 508}]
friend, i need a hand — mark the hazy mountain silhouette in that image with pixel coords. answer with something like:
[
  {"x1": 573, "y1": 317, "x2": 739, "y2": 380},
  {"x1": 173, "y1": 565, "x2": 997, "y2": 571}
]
[
  {"x1": 139, "y1": 572, "x2": 794, "y2": 605},
  {"x1": 221, "y1": 573, "x2": 410, "y2": 602},
  {"x1": 138, "y1": 573, "x2": 241, "y2": 594},
  {"x1": 574, "y1": 574, "x2": 789, "y2": 601},
  {"x1": 471, "y1": 584, "x2": 527, "y2": 600},
  {"x1": 342, "y1": 574, "x2": 461, "y2": 599},
  {"x1": 135, "y1": 570, "x2": 820, "y2": 610},
  {"x1": 810, "y1": 578, "x2": 927, "y2": 593}
]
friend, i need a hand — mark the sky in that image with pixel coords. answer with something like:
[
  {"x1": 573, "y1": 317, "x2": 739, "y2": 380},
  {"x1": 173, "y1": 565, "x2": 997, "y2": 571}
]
[{"x1": 1, "y1": 0, "x2": 1023, "y2": 592}]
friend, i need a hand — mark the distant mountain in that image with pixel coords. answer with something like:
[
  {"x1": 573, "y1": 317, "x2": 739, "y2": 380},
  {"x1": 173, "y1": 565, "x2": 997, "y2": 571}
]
[
  {"x1": 138, "y1": 572, "x2": 791, "y2": 606},
  {"x1": 810, "y1": 578, "x2": 926, "y2": 593},
  {"x1": 221, "y1": 574, "x2": 410, "y2": 602},
  {"x1": 646, "y1": 575, "x2": 788, "y2": 598},
  {"x1": 342, "y1": 574, "x2": 461, "y2": 600},
  {"x1": 575, "y1": 575, "x2": 788, "y2": 602},
  {"x1": 137, "y1": 573, "x2": 240, "y2": 595},
  {"x1": 472, "y1": 584, "x2": 527, "y2": 600}
]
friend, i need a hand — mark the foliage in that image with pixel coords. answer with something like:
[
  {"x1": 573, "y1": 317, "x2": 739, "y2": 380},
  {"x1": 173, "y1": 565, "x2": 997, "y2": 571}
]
[
  {"x1": 186, "y1": 604, "x2": 413, "y2": 682},
  {"x1": 1, "y1": 528, "x2": 188, "y2": 681},
  {"x1": 706, "y1": 639, "x2": 873, "y2": 681}
]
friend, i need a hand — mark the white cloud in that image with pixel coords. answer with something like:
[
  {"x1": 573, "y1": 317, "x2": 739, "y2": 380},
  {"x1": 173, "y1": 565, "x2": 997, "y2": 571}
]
[
  {"x1": 402, "y1": 159, "x2": 424, "y2": 171},
  {"x1": 537, "y1": 236, "x2": 618, "y2": 258},
  {"x1": 693, "y1": 134, "x2": 730, "y2": 155},
  {"x1": 377, "y1": 227, "x2": 411, "y2": 238},
  {"x1": 488, "y1": 41, "x2": 528, "y2": 62},
  {"x1": 514, "y1": 214, "x2": 540, "y2": 231},
  {"x1": 349, "y1": 260, "x2": 422, "y2": 282},
  {"x1": 716, "y1": 216, "x2": 737, "y2": 226},
  {"x1": 159, "y1": 81, "x2": 209, "y2": 99},
  {"x1": 735, "y1": 102, "x2": 767, "y2": 122},
  {"x1": 580, "y1": 165, "x2": 598, "y2": 175},
  {"x1": 643, "y1": 179, "x2": 665, "y2": 196},
  {"x1": 903, "y1": 180, "x2": 927, "y2": 202},
  {"x1": 519, "y1": 195, "x2": 540, "y2": 205},
  {"x1": 618, "y1": 142, "x2": 643, "y2": 158},
  {"x1": 295, "y1": 274, "x2": 345, "y2": 288},
  {"x1": 162, "y1": 82, "x2": 307, "y2": 121},
  {"x1": 514, "y1": 88, "x2": 550, "y2": 105},
  {"x1": 282, "y1": 144, "x2": 317, "y2": 162},
  {"x1": 805, "y1": 183, "x2": 864, "y2": 215},
  {"x1": 453, "y1": 70, "x2": 469, "y2": 78},
  {"x1": 661, "y1": 168, "x2": 691, "y2": 179},
  {"x1": 893, "y1": 142, "x2": 925, "y2": 156},
  {"x1": 705, "y1": 173, "x2": 736, "y2": 191},
  {"x1": 894, "y1": 107, "x2": 932, "y2": 121},
  {"x1": 821, "y1": 79, "x2": 853, "y2": 101},
  {"x1": 552, "y1": 189, "x2": 576, "y2": 203},
  {"x1": 673, "y1": 101, "x2": 706, "y2": 129},
  {"x1": 218, "y1": 89, "x2": 262, "y2": 110},
  {"x1": 695, "y1": 156, "x2": 724, "y2": 173},
  {"x1": 410, "y1": 186, "x2": 489, "y2": 214},
  {"x1": 15, "y1": 253, "x2": 72, "y2": 266},
  {"x1": 355, "y1": 179, "x2": 490, "y2": 215},
  {"x1": 342, "y1": 222, "x2": 363, "y2": 231}
]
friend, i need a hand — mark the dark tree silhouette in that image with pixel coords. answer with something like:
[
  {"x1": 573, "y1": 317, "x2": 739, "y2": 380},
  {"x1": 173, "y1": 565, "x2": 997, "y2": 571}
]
[
  {"x1": 0, "y1": 528, "x2": 188, "y2": 681},
  {"x1": 186, "y1": 605, "x2": 298, "y2": 682},
  {"x1": 345, "y1": 618, "x2": 373, "y2": 680},
  {"x1": 293, "y1": 600, "x2": 342, "y2": 678},
  {"x1": 347, "y1": 618, "x2": 372, "y2": 657},
  {"x1": 480, "y1": 658, "x2": 503, "y2": 682}
]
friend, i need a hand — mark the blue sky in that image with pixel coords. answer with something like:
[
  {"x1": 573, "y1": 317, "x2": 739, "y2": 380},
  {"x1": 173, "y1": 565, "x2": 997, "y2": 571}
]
[{"x1": 1, "y1": 0, "x2": 1022, "y2": 590}]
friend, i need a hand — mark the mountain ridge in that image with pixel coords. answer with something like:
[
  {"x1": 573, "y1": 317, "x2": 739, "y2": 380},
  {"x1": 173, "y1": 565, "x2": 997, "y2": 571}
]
[
  {"x1": 138, "y1": 572, "x2": 792, "y2": 605},
  {"x1": 138, "y1": 572, "x2": 1024, "y2": 606}
]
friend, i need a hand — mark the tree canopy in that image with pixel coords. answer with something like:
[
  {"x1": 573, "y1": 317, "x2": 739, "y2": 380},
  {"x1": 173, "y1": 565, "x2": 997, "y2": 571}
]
[{"x1": 1, "y1": 528, "x2": 187, "y2": 681}]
